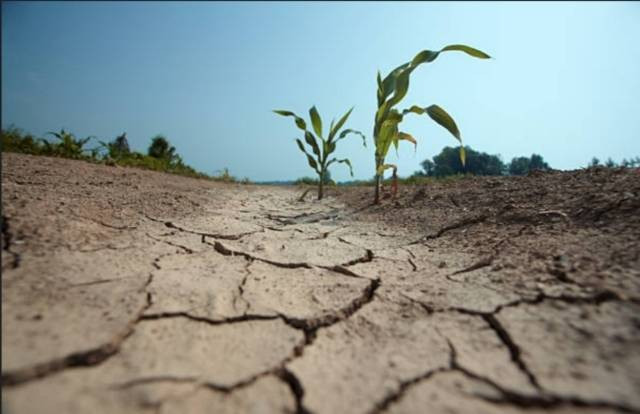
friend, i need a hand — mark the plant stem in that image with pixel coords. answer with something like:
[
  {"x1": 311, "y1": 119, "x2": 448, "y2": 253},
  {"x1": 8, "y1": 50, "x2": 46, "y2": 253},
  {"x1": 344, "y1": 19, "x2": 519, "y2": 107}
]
[
  {"x1": 318, "y1": 171, "x2": 324, "y2": 200},
  {"x1": 374, "y1": 157, "x2": 382, "y2": 204}
]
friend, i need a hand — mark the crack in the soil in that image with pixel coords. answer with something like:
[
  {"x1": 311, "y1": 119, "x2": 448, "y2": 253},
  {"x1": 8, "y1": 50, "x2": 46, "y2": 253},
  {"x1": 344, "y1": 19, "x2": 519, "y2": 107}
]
[
  {"x1": 71, "y1": 212, "x2": 139, "y2": 231},
  {"x1": 75, "y1": 244, "x2": 136, "y2": 253},
  {"x1": 453, "y1": 363, "x2": 640, "y2": 413},
  {"x1": 145, "y1": 232, "x2": 195, "y2": 254},
  {"x1": 368, "y1": 367, "x2": 449, "y2": 414},
  {"x1": 277, "y1": 368, "x2": 312, "y2": 414},
  {"x1": 409, "y1": 213, "x2": 490, "y2": 244},
  {"x1": 278, "y1": 278, "x2": 381, "y2": 332},
  {"x1": 589, "y1": 196, "x2": 633, "y2": 223},
  {"x1": 1, "y1": 293, "x2": 153, "y2": 387},
  {"x1": 481, "y1": 314, "x2": 541, "y2": 390},
  {"x1": 112, "y1": 369, "x2": 312, "y2": 414},
  {"x1": 67, "y1": 276, "x2": 132, "y2": 288},
  {"x1": 143, "y1": 213, "x2": 261, "y2": 240},
  {"x1": 403, "y1": 288, "x2": 627, "y2": 320},
  {"x1": 450, "y1": 255, "x2": 494, "y2": 276},
  {"x1": 266, "y1": 210, "x2": 342, "y2": 226},
  {"x1": 140, "y1": 312, "x2": 279, "y2": 325},
  {"x1": 367, "y1": 333, "x2": 458, "y2": 414},
  {"x1": 2, "y1": 252, "x2": 167, "y2": 387},
  {"x1": 234, "y1": 259, "x2": 253, "y2": 315},
  {"x1": 208, "y1": 239, "x2": 374, "y2": 275},
  {"x1": 398, "y1": 290, "x2": 636, "y2": 405},
  {"x1": 111, "y1": 375, "x2": 200, "y2": 389}
]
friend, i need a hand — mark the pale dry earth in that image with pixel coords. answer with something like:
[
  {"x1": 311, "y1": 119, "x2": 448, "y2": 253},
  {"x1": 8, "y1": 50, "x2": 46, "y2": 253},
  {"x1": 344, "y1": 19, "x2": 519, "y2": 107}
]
[{"x1": 1, "y1": 152, "x2": 639, "y2": 414}]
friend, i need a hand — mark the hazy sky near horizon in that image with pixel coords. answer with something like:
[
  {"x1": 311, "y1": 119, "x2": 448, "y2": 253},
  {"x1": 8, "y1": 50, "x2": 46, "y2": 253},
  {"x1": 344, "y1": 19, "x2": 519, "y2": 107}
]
[{"x1": 2, "y1": 1, "x2": 639, "y2": 181}]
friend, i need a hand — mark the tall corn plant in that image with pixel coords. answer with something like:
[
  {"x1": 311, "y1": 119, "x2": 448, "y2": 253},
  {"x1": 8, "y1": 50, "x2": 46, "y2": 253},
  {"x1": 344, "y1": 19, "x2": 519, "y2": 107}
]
[
  {"x1": 274, "y1": 106, "x2": 365, "y2": 200},
  {"x1": 373, "y1": 44, "x2": 491, "y2": 204}
]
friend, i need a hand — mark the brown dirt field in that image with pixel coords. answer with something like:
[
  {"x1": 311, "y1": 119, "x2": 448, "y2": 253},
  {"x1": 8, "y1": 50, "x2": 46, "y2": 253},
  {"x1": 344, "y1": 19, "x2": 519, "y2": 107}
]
[{"x1": 2, "y1": 152, "x2": 639, "y2": 414}]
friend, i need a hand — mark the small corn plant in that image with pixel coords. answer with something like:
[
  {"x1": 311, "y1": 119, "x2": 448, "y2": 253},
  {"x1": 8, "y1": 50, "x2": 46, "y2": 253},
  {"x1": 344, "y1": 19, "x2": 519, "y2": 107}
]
[
  {"x1": 372, "y1": 44, "x2": 491, "y2": 204},
  {"x1": 274, "y1": 106, "x2": 365, "y2": 200},
  {"x1": 43, "y1": 129, "x2": 94, "y2": 159}
]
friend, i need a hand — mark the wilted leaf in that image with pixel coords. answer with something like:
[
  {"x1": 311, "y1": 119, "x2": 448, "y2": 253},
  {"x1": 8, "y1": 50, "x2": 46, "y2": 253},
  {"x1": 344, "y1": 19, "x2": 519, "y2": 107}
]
[
  {"x1": 274, "y1": 110, "x2": 307, "y2": 131},
  {"x1": 328, "y1": 158, "x2": 354, "y2": 176},
  {"x1": 397, "y1": 132, "x2": 417, "y2": 153},
  {"x1": 376, "y1": 163, "x2": 397, "y2": 175},
  {"x1": 338, "y1": 128, "x2": 366, "y2": 147},
  {"x1": 426, "y1": 105, "x2": 461, "y2": 141}
]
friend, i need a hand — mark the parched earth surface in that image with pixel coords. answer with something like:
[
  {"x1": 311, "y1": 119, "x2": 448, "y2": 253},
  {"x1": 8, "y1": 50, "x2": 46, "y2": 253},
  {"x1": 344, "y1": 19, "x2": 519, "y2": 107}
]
[{"x1": 2, "y1": 152, "x2": 640, "y2": 414}]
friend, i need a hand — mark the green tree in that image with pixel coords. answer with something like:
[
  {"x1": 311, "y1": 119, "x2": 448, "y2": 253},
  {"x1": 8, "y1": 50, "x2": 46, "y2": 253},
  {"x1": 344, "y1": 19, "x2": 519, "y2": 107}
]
[
  {"x1": 529, "y1": 154, "x2": 550, "y2": 171},
  {"x1": 508, "y1": 156, "x2": 531, "y2": 175},
  {"x1": 589, "y1": 157, "x2": 600, "y2": 167},
  {"x1": 148, "y1": 135, "x2": 177, "y2": 164},
  {"x1": 604, "y1": 157, "x2": 617, "y2": 168},
  {"x1": 507, "y1": 153, "x2": 550, "y2": 175},
  {"x1": 420, "y1": 159, "x2": 435, "y2": 176},
  {"x1": 421, "y1": 146, "x2": 505, "y2": 177},
  {"x1": 99, "y1": 132, "x2": 131, "y2": 160}
]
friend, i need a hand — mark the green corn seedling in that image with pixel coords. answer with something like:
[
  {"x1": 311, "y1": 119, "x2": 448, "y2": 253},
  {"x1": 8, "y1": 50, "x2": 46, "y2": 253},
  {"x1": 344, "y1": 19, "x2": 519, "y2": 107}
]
[
  {"x1": 372, "y1": 44, "x2": 491, "y2": 204},
  {"x1": 274, "y1": 106, "x2": 365, "y2": 200},
  {"x1": 44, "y1": 129, "x2": 94, "y2": 159}
]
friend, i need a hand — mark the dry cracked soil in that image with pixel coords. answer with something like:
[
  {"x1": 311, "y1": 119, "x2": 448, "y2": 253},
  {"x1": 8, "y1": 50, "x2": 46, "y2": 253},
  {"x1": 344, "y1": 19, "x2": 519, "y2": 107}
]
[{"x1": 2, "y1": 152, "x2": 640, "y2": 414}]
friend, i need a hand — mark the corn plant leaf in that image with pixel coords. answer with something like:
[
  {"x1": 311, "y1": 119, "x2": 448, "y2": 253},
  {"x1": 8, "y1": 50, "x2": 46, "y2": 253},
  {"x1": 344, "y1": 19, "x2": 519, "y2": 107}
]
[
  {"x1": 411, "y1": 49, "x2": 440, "y2": 66},
  {"x1": 304, "y1": 131, "x2": 321, "y2": 158},
  {"x1": 328, "y1": 107, "x2": 354, "y2": 142},
  {"x1": 296, "y1": 138, "x2": 320, "y2": 174},
  {"x1": 381, "y1": 62, "x2": 411, "y2": 101},
  {"x1": 337, "y1": 128, "x2": 366, "y2": 147},
  {"x1": 386, "y1": 67, "x2": 414, "y2": 109},
  {"x1": 274, "y1": 110, "x2": 307, "y2": 131},
  {"x1": 327, "y1": 157, "x2": 354, "y2": 176},
  {"x1": 397, "y1": 132, "x2": 417, "y2": 153},
  {"x1": 441, "y1": 44, "x2": 491, "y2": 59},
  {"x1": 381, "y1": 44, "x2": 490, "y2": 115},
  {"x1": 426, "y1": 105, "x2": 461, "y2": 141},
  {"x1": 309, "y1": 106, "x2": 323, "y2": 139},
  {"x1": 408, "y1": 104, "x2": 464, "y2": 166},
  {"x1": 376, "y1": 119, "x2": 399, "y2": 159},
  {"x1": 376, "y1": 163, "x2": 397, "y2": 175},
  {"x1": 377, "y1": 71, "x2": 384, "y2": 105}
]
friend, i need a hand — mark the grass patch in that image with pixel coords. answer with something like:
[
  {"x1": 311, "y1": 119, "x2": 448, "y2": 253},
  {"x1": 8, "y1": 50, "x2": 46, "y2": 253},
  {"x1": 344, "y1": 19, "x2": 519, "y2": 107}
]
[{"x1": 1, "y1": 126, "x2": 249, "y2": 183}]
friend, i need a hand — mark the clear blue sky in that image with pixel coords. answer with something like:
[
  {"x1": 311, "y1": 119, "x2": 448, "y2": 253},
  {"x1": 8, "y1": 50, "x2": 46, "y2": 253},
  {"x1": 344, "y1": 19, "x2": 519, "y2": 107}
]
[{"x1": 2, "y1": 1, "x2": 639, "y2": 181}]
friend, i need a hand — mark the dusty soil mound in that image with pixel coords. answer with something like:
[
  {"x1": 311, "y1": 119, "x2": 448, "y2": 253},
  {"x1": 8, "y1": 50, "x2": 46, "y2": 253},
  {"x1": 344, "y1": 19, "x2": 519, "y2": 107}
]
[
  {"x1": 2, "y1": 152, "x2": 639, "y2": 414},
  {"x1": 336, "y1": 168, "x2": 640, "y2": 301}
]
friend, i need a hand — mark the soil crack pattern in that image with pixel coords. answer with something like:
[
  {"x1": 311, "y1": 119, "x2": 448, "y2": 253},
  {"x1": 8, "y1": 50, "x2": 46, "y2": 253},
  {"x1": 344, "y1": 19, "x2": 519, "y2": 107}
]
[
  {"x1": 2, "y1": 290, "x2": 152, "y2": 387},
  {"x1": 143, "y1": 213, "x2": 261, "y2": 240},
  {"x1": 209, "y1": 239, "x2": 375, "y2": 273},
  {"x1": 3, "y1": 154, "x2": 639, "y2": 414}
]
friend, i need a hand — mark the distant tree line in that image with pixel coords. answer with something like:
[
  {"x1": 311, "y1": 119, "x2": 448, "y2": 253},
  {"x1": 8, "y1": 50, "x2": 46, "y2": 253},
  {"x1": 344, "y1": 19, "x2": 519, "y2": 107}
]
[
  {"x1": 414, "y1": 146, "x2": 551, "y2": 178},
  {"x1": 412, "y1": 146, "x2": 639, "y2": 179},
  {"x1": 588, "y1": 156, "x2": 640, "y2": 168}
]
